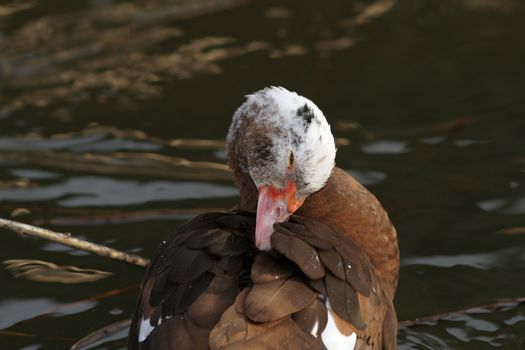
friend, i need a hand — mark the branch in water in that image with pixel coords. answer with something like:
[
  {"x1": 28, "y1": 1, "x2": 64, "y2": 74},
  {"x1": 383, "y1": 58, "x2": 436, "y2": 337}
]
[
  {"x1": 0, "y1": 330, "x2": 73, "y2": 341},
  {"x1": 31, "y1": 207, "x2": 227, "y2": 226},
  {"x1": 0, "y1": 218, "x2": 150, "y2": 267}
]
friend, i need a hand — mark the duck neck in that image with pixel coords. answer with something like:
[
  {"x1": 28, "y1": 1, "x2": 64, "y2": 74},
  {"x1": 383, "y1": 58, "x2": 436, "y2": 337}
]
[{"x1": 235, "y1": 169, "x2": 259, "y2": 212}]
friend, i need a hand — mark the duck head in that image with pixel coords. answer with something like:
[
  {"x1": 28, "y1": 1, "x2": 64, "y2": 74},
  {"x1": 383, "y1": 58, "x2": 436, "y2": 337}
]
[{"x1": 227, "y1": 87, "x2": 336, "y2": 251}]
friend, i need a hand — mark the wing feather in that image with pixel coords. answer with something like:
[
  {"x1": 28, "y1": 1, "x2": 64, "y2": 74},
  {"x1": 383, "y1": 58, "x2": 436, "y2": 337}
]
[
  {"x1": 129, "y1": 212, "x2": 255, "y2": 350},
  {"x1": 210, "y1": 214, "x2": 397, "y2": 350}
]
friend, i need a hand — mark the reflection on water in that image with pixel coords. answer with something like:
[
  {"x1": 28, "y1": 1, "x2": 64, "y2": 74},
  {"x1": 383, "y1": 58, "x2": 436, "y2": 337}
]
[
  {"x1": 361, "y1": 140, "x2": 411, "y2": 155},
  {"x1": 3, "y1": 259, "x2": 112, "y2": 284},
  {"x1": 70, "y1": 319, "x2": 131, "y2": 350},
  {"x1": 402, "y1": 247, "x2": 525, "y2": 269},
  {"x1": 347, "y1": 169, "x2": 387, "y2": 186},
  {"x1": 399, "y1": 305, "x2": 525, "y2": 349},
  {"x1": 0, "y1": 298, "x2": 97, "y2": 329},
  {"x1": 9, "y1": 169, "x2": 60, "y2": 180},
  {"x1": 0, "y1": 176, "x2": 237, "y2": 206},
  {"x1": 0, "y1": 0, "x2": 251, "y2": 114},
  {"x1": 477, "y1": 197, "x2": 525, "y2": 215},
  {"x1": 1, "y1": 0, "x2": 525, "y2": 349},
  {"x1": 41, "y1": 242, "x2": 91, "y2": 256}
]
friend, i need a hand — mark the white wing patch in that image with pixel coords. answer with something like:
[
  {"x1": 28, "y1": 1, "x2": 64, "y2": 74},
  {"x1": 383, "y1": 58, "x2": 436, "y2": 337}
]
[
  {"x1": 311, "y1": 319, "x2": 319, "y2": 337},
  {"x1": 138, "y1": 317, "x2": 158, "y2": 342},
  {"x1": 321, "y1": 301, "x2": 357, "y2": 350}
]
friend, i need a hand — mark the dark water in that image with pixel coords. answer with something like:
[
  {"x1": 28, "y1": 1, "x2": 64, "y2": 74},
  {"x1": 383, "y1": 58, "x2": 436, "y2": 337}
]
[{"x1": 1, "y1": 0, "x2": 524, "y2": 349}]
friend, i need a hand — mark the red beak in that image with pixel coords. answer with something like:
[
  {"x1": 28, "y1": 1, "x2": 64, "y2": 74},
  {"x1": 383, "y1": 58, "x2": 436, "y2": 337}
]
[{"x1": 255, "y1": 183, "x2": 304, "y2": 251}]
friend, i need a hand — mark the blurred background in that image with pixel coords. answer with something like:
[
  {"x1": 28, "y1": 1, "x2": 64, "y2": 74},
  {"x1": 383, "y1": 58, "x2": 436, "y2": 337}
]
[{"x1": 0, "y1": 0, "x2": 524, "y2": 349}]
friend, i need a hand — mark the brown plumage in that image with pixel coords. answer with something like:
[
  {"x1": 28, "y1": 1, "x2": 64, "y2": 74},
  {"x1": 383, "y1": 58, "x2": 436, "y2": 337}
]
[
  {"x1": 129, "y1": 87, "x2": 399, "y2": 349},
  {"x1": 129, "y1": 211, "x2": 256, "y2": 350},
  {"x1": 210, "y1": 189, "x2": 398, "y2": 349}
]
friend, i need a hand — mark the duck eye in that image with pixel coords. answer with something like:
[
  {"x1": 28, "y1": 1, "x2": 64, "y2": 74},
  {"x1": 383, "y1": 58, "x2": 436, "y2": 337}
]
[{"x1": 289, "y1": 152, "x2": 294, "y2": 167}]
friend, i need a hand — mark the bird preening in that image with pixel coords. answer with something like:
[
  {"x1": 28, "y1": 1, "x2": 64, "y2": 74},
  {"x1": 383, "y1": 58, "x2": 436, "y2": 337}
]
[{"x1": 128, "y1": 87, "x2": 400, "y2": 349}]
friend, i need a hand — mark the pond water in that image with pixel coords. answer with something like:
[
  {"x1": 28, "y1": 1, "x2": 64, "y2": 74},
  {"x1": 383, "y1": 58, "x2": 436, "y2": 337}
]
[{"x1": 1, "y1": 0, "x2": 524, "y2": 349}]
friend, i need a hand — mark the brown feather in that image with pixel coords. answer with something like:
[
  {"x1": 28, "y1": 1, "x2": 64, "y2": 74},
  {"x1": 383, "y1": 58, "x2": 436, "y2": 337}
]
[
  {"x1": 331, "y1": 308, "x2": 359, "y2": 337},
  {"x1": 167, "y1": 247, "x2": 216, "y2": 284},
  {"x1": 380, "y1": 298, "x2": 398, "y2": 350},
  {"x1": 129, "y1": 212, "x2": 255, "y2": 350},
  {"x1": 210, "y1": 291, "x2": 324, "y2": 350},
  {"x1": 325, "y1": 272, "x2": 366, "y2": 330},
  {"x1": 338, "y1": 242, "x2": 373, "y2": 297},
  {"x1": 282, "y1": 215, "x2": 374, "y2": 297},
  {"x1": 318, "y1": 249, "x2": 346, "y2": 281},
  {"x1": 274, "y1": 221, "x2": 334, "y2": 250},
  {"x1": 187, "y1": 259, "x2": 241, "y2": 329},
  {"x1": 162, "y1": 272, "x2": 214, "y2": 316},
  {"x1": 149, "y1": 269, "x2": 170, "y2": 306},
  {"x1": 270, "y1": 231, "x2": 325, "y2": 280},
  {"x1": 244, "y1": 275, "x2": 317, "y2": 322},
  {"x1": 298, "y1": 168, "x2": 399, "y2": 294},
  {"x1": 308, "y1": 278, "x2": 327, "y2": 295},
  {"x1": 292, "y1": 298, "x2": 328, "y2": 338},
  {"x1": 145, "y1": 314, "x2": 210, "y2": 350},
  {"x1": 250, "y1": 252, "x2": 293, "y2": 284}
]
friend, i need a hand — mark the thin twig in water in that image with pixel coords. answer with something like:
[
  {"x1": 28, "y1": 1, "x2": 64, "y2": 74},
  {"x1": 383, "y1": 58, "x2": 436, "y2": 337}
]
[
  {"x1": 31, "y1": 207, "x2": 227, "y2": 226},
  {"x1": 0, "y1": 329, "x2": 73, "y2": 341},
  {"x1": 0, "y1": 218, "x2": 150, "y2": 267}
]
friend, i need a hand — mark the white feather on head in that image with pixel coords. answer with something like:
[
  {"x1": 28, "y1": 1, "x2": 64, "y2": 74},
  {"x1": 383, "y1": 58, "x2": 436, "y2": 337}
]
[{"x1": 227, "y1": 86, "x2": 336, "y2": 198}]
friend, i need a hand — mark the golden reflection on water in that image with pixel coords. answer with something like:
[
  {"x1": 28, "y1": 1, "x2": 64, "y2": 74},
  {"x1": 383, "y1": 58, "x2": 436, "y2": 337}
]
[
  {"x1": 3, "y1": 259, "x2": 112, "y2": 283},
  {"x1": 0, "y1": 0, "x2": 405, "y2": 115}
]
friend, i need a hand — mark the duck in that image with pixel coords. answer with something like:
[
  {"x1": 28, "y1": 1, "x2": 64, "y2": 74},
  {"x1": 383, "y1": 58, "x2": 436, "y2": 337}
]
[{"x1": 128, "y1": 86, "x2": 399, "y2": 350}]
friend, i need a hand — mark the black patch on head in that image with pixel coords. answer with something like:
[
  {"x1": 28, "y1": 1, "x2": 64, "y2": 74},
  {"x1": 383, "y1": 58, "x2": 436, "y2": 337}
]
[
  {"x1": 291, "y1": 130, "x2": 301, "y2": 147},
  {"x1": 296, "y1": 103, "x2": 315, "y2": 126}
]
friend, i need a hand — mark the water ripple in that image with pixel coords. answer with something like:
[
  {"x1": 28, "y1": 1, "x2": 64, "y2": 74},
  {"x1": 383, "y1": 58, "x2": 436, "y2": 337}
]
[
  {"x1": 0, "y1": 135, "x2": 160, "y2": 152},
  {"x1": 361, "y1": 140, "x2": 411, "y2": 155},
  {"x1": 401, "y1": 247, "x2": 525, "y2": 269},
  {"x1": 477, "y1": 197, "x2": 525, "y2": 215},
  {"x1": 347, "y1": 169, "x2": 387, "y2": 186},
  {"x1": 0, "y1": 298, "x2": 96, "y2": 329},
  {"x1": 0, "y1": 176, "x2": 238, "y2": 206}
]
